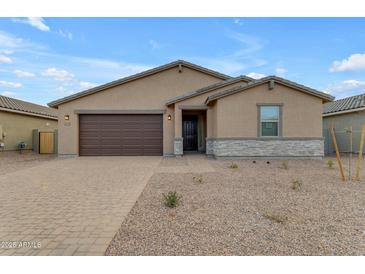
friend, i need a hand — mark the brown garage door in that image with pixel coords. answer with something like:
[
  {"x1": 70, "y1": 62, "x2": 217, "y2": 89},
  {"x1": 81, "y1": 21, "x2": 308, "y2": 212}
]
[{"x1": 79, "y1": 114, "x2": 163, "y2": 156}]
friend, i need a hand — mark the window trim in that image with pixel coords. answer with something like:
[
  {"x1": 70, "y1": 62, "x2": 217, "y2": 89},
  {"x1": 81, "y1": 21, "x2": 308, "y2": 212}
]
[{"x1": 257, "y1": 103, "x2": 283, "y2": 137}]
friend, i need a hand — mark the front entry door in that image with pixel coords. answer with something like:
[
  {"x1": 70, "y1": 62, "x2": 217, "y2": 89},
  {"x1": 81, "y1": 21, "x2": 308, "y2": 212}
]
[{"x1": 183, "y1": 116, "x2": 198, "y2": 151}]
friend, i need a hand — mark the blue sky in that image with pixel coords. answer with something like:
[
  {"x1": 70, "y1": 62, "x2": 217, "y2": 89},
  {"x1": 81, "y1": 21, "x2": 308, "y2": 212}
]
[{"x1": 0, "y1": 17, "x2": 365, "y2": 105}]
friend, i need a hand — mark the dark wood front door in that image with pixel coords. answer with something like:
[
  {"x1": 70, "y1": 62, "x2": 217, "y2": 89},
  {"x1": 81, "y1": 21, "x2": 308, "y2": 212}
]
[{"x1": 183, "y1": 116, "x2": 198, "y2": 151}]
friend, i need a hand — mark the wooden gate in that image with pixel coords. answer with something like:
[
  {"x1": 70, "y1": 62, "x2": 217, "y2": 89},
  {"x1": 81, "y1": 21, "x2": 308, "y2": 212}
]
[{"x1": 39, "y1": 132, "x2": 54, "y2": 154}]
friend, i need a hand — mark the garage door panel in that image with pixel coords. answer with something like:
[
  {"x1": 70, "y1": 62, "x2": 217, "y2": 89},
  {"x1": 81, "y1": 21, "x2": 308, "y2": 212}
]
[{"x1": 79, "y1": 114, "x2": 162, "y2": 156}]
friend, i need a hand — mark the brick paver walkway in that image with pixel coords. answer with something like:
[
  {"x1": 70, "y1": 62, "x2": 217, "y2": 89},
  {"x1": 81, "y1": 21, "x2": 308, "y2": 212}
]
[{"x1": 0, "y1": 156, "x2": 161, "y2": 255}]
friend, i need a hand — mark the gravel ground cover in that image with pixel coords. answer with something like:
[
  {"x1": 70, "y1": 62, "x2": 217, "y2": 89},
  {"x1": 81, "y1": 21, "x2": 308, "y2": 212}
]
[
  {"x1": 0, "y1": 150, "x2": 57, "y2": 175},
  {"x1": 106, "y1": 157, "x2": 365, "y2": 255}
]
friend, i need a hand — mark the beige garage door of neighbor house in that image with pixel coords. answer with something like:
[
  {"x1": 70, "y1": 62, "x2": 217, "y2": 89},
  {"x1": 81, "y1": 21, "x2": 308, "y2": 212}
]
[{"x1": 79, "y1": 114, "x2": 163, "y2": 156}]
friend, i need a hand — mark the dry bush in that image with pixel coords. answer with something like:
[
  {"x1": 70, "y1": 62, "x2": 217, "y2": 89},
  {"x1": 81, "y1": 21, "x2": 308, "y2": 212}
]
[
  {"x1": 263, "y1": 212, "x2": 288, "y2": 224},
  {"x1": 291, "y1": 179, "x2": 303, "y2": 190},
  {"x1": 193, "y1": 175, "x2": 204, "y2": 184}
]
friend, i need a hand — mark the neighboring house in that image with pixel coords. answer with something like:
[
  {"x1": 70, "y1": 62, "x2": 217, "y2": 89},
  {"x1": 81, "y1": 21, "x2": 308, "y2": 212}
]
[
  {"x1": 48, "y1": 60, "x2": 333, "y2": 158},
  {"x1": 323, "y1": 93, "x2": 365, "y2": 154},
  {"x1": 0, "y1": 95, "x2": 58, "y2": 151}
]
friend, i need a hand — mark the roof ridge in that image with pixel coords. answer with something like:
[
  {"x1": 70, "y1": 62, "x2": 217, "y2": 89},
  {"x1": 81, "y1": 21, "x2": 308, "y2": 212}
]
[
  {"x1": 206, "y1": 76, "x2": 334, "y2": 104},
  {"x1": 0, "y1": 94, "x2": 49, "y2": 108},
  {"x1": 48, "y1": 60, "x2": 232, "y2": 108},
  {"x1": 328, "y1": 92, "x2": 365, "y2": 103}
]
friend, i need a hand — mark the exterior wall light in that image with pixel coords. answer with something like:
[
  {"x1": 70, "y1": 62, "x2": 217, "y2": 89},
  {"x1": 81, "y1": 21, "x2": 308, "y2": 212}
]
[
  {"x1": 64, "y1": 114, "x2": 70, "y2": 121},
  {"x1": 167, "y1": 114, "x2": 172, "y2": 120}
]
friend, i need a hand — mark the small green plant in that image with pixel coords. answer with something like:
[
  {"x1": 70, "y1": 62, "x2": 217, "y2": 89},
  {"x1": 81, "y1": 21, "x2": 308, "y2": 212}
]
[
  {"x1": 281, "y1": 160, "x2": 288, "y2": 170},
  {"x1": 327, "y1": 159, "x2": 334, "y2": 169},
  {"x1": 229, "y1": 162, "x2": 238, "y2": 169},
  {"x1": 162, "y1": 191, "x2": 181, "y2": 208},
  {"x1": 193, "y1": 175, "x2": 203, "y2": 184},
  {"x1": 291, "y1": 179, "x2": 303, "y2": 190},
  {"x1": 263, "y1": 213, "x2": 288, "y2": 224}
]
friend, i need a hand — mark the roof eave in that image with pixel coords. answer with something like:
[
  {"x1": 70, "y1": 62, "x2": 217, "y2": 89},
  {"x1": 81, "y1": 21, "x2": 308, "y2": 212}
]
[
  {"x1": 323, "y1": 106, "x2": 365, "y2": 117},
  {"x1": 165, "y1": 75, "x2": 253, "y2": 106},
  {"x1": 0, "y1": 106, "x2": 58, "y2": 120}
]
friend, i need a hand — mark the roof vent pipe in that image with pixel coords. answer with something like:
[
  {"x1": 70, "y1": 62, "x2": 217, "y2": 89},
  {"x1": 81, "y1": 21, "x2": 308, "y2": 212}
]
[{"x1": 269, "y1": 80, "x2": 275, "y2": 90}]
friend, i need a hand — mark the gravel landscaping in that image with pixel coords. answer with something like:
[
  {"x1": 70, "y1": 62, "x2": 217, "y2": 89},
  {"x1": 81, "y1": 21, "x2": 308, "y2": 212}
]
[
  {"x1": 0, "y1": 150, "x2": 57, "y2": 175},
  {"x1": 106, "y1": 157, "x2": 365, "y2": 256}
]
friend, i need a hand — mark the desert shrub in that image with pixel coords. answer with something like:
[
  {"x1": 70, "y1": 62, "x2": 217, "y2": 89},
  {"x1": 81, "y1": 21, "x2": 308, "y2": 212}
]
[
  {"x1": 291, "y1": 179, "x2": 303, "y2": 190},
  {"x1": 327, "y1": 160, "x2": 334, "y2": 169},
  {"x1": 162, "y1": 191, "x2": 181, "y2": 208},
  {"x1": 281, "y1": 160, "x2": 288, "y2": 170},
  {"x1": 229, "y1": 162, "x2": 238, "y2": 169},
  {"x1": 193, "y1": 175, "x2": 203, "y2": 184},
  {"x1": 263, "y1": 213, "x2": 288, "y2": 224}
]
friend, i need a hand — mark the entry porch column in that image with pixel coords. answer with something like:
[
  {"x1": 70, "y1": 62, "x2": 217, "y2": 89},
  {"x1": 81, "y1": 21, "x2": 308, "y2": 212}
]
[
  {"x1": 206, "y1": 106, "x2": 214, "y2": 156},
  {"x1": 174, "y1": 105, "x2": 183, "y2": 156}
]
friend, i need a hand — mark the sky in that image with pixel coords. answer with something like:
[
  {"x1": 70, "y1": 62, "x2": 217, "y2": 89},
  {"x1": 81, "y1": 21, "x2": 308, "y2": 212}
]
[{"x1": 0, "y1": 17, "x2": 365, "y2": 105}]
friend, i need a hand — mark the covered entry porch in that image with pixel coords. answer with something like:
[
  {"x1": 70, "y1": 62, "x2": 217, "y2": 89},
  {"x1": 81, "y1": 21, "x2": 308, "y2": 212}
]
[{"x1": 173, "y1": 105, "x2": 212, "y2": 156}]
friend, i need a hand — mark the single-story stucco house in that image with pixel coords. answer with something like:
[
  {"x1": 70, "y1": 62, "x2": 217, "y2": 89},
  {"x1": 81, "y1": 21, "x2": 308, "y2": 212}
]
[
  {"x1": 0, "y1": 95, "x2": 58, "y2": 151},
  {"x1": 48, "y1": 60, "x2": 334, "y2": 159},
  {"x1": 323, "y1": 93, "x2": 365, "y2": 154}
]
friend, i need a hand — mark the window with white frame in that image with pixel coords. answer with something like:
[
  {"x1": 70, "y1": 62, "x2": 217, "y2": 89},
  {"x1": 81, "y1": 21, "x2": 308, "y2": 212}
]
[{"x1": 260, "y1": 106, "x2": 280, "y2": 137}]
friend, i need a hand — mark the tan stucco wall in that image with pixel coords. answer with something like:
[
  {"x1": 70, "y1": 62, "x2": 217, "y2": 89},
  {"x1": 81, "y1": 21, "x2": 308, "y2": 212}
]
[
  {"x1": 214, "y1": 83, "x2": 323, "y2": 138},
  {"x1": 0, "y1": 110, "x2": 58, "y2": 151},
  {"x1": 174, "y1": 80, "x2": 247, "y2": 140},
  {"x1": 56, "y1": 66, "x2": 222, "y2": 155}
]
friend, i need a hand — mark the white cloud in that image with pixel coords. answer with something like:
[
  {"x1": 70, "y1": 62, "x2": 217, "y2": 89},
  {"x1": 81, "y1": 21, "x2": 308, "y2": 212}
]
[
  {"x1": 275, "y1": 67, "x2": 288, "y2": 77},
  {"x1": 233, "y1": 18, "x2": 244, "y2": 26},
  {"x1": 0, "y1": 50, "x2": 13, "y2": 55},
  {"x1": 0, "y1": 55, "x2": 12, "y2": 63},
  {"x1": 41, "y1": 68, "x2": 74, "y2": 81},
  {"x1": 12, "y1": 17, "x2": 50, "y2": 32},
  {"x1": 59, "y1": 30, "x2": 73, "y2": 40},
  {"x1": 229, "y1": 32, "x2": 264, "y2": 57},
  {"x1": 0, "y1": 31, "x2": 24, "y2": 49},
  {"x1": 0, "y1": 80, "x2": 22, "y2": 88},
  {"x1": 330, "y1": 54, "x2": 365, "y2": 72},
  {"x1": 1, "y1": 91, "x2": 18, "y2": 98},
  {"x1": 192, "y1": 32, "x2": 266, "y2": 75},
  {"x1": 79, "y1": 81, "x2": 98, "y2": 90},
  {"x1": 149, "y1": 40, "x2": 160, "y2": 50},
  {"x1": 0, "y1": 31, "x2": 45, "y2": 54},
  {"x1": 246, "y1": 72, "x2": 267, "y2": 79},
  {"x1": 74, "y1": 57, "x2": 152, "y2": 78},
  {"x1": 13, "y1": 70, "x2": 35, "y2": 78},
  {"x1": 324, "y1": 79, "x2": 365, "y2": 98}
]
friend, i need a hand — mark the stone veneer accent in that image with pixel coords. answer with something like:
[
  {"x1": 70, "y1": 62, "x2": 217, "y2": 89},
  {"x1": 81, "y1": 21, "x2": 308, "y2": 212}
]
[
  {"x1": 206, "y1": 138, "x2": 214, "y2": 156},
  {"x1": 174, "y1": 138, "x2": 183, "y2": 156},
  {"x1": 206, "y1": 138, "x2": 324, "y2": 159}
]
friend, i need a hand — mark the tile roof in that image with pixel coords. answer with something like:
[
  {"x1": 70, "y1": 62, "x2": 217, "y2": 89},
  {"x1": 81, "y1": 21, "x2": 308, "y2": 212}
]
[
  {"x1": 0, "y1": 95, "x2": 57, "y2": 119},
  {"x1": 323, "y1": 93, "x2": 365, "y2": 115},
  {"x1": 205, "y1": 76, "x2": 335, "y2": 104}
]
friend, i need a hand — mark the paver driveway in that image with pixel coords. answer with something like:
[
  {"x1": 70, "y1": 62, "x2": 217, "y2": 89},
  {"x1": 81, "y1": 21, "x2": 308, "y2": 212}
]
[{"x1": 0, "y1": 156, "x2": 161, "y2": 255}]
